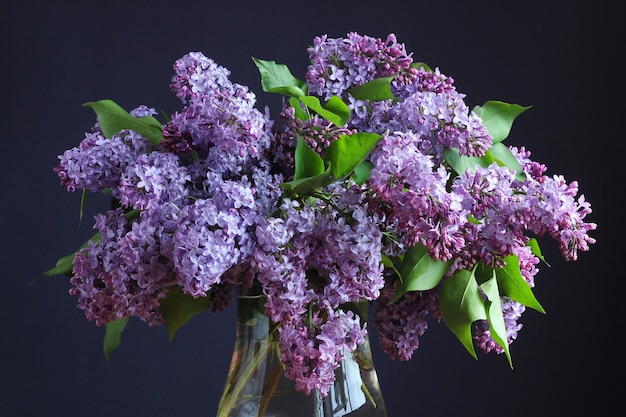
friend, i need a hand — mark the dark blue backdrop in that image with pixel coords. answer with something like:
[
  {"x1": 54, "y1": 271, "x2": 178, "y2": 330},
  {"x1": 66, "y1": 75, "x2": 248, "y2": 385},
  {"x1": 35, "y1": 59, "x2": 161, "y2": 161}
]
[{"x1": 2, "y1": 1, "x2": 620, "y2": 416}]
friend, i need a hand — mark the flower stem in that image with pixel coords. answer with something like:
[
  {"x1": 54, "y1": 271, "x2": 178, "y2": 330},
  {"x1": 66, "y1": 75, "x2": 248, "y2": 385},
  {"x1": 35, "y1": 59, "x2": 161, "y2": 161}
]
[{"x1": 217, "y1": 338, "x2": 273, "y2": 417}]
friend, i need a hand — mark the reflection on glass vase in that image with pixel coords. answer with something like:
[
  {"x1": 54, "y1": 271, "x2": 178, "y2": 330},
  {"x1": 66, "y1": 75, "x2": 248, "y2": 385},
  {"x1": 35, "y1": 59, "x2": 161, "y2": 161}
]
[{"x1": 217, "y1": 295, "x2": 387, "y2": 417}]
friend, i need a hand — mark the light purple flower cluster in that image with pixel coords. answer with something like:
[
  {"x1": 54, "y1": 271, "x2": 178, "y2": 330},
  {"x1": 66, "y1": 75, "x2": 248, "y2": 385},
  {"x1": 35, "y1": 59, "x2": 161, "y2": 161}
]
[
  {"x1": 172, "y1": 184, "x2": 256, "y2": 298},
  {"x1": 53, "y1": 32, "x2": 597, "y2": 397},
  {"x1": 306, "y1": 32, "x2": 417, "y2": 100},
  {"x1": 251, "y1": 183, "x2": 384, "y2": 394},
  {"x1": 451, "y1": 153, "x2": 595, "y2": 267},
  {"x1": 118, "y1": 151, "x2": 190, "y2": 210},
  {"x1": 165, "y1": 52, "x2": 272, "y2": 176},
  {"x1": 279, "y1": 308, "x2": 366, "y2": 395},
  {"x1": 55, "y1": 129, "x2": 150, "y2": 195},
  {"x1": 56, "y1": 52, "x2": 282, "y2": 325},
  {"x1": 306, "y1": 33, "x2": 490, "y2": 161}
]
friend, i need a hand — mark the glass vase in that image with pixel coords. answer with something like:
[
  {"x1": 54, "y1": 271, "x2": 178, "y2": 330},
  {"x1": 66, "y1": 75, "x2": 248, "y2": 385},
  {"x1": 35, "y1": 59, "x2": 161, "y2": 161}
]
[{"x1": 217, "y1": 295, "x2": 387, "y2": 417}]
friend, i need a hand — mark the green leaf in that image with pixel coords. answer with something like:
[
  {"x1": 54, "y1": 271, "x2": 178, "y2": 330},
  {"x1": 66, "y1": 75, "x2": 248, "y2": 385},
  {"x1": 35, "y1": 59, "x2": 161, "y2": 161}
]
[
  {"x1": 495, "y1": 255, "x2": 546, "y2": 313},
  {"x1": 467, "y1": 213, "x2": 481, "y2": 225},
  {"x1": 103, "y1": 317, "x2": 129, "y2": 362},
  {"x1": 473, "y1": 101, "x2": 531, "y2": 144},
  {"x1": 41, "y1": 233, "x2": 102, "y2": 278},
  {"x1": 443, "y1": 144, "x2": 525, "y2": 181},
  {"x1": 159, "y1": 285, "x2": 210, "y2": 341},
  {"x1": 480, "y1": 275, "x2": 512, "y2": 367},
  {"x1": 294, "y1": 137, "x2": 325, "y2": 180},
  {"x1": 83, "y1": 100, "x2": 164, "y2": 145},
  {"x1": 353, "y1": 160, "x2": 374, "y2": 185},
  {"x1": 289, "y1": 96, "x2": 307, "y2": 121},
  {"x1": 410, "y1": 62, "x2": 432, "y2": 71},
  {"x1": 381, "y1": 254, "x2": 401, "y2": 277},
  {"x1": 40, "y1": 210, "x2": 138, "y2": 280},
  {"x1": 324, "y1": 132, "x2": 381, "y2": 180},
  {"x1": 79, "y1": 188, "x2": 87, "y2": 223},
  {"x1": 395, "y1": 244, "x2": 453, "y2": 299},
  {"x1": 473, "y1": 261, "x2": 494, "y2": 285},
  {"x1": 322, "y1": 96, "x2": 351, "y2": 126},
  {"x1": 527, "y1": 238, "x2": 550, "y2": 267},
  {"x1": 488, "y1": 143, "x2": 526, "y2": 181},
  {"x1": 252, "y1": 57, "x2": 307, "y2": 97},
  {"x1": 281, "y1": 166, "x2": 332, "y2": 196},
  {"x1": 439, "y1": 268, "x2": 487, "y2": 359},
  {"x1": 299, "y1": 95, "x2": 350, "y2": 127},
  {"x1": 283, "y1": 137, "x2": 333, "y2": 196},
  {"x1": 443, "y1": 146, "x2": 495, "y2": 176},
  {"x1": 347, "y1": 77, "x2": 394, "y2": 102},
  {"x1": 41, "y1": 252, "x2": 78, "y2": 278}
]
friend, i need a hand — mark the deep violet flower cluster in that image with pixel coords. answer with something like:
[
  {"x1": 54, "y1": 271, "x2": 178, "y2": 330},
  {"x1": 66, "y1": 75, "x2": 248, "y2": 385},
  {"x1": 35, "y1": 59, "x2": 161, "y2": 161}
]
[{"x1": 51, "y1": 32, "x2": 596, "y2": 397}]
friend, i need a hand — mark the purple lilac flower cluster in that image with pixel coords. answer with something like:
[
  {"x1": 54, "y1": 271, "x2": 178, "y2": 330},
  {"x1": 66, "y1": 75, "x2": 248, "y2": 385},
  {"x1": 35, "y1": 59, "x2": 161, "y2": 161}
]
[
  {"x1": 306, "y1": 32, "x2": 418, "y2": 100},
  {"x1": 57, "y1": 52, "x2": 283, "y2": 325},
  {"x1": 53, "y1": 32, "x2": 597, "y2": 396},
  {"x1": 252, "y1": 184, "x2": 384, "y2": 394},
  {"x1": 301, "y1": 33, "x2": 595, "y2": 363}
]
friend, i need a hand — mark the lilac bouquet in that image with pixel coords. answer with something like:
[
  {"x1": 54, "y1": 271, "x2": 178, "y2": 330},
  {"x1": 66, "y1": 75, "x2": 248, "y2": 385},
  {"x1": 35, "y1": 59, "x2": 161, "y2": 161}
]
[{"x1": 45, "y1": 32, "x2": 596, "y2": 396}]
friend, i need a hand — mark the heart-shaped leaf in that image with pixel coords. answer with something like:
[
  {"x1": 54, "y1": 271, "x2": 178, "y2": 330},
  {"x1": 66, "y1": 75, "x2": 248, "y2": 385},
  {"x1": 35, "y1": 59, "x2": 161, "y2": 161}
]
[
  {"x1": 473, "y1": 101, "x2": 531, "y2": 144},
  {"x1": 347, "y1": 76, "x2": 394, "y2": 102},
  {"x1": 410, "y1": 62, "x2": 432, "y2": 71},
  {"x1": 103, "y1": 317, "x2": 129, "y2": 362},
  {"x1": 324, "y1": 132, "x2": 381, "y2": 179},
  {"x1": 480, "y1": 275, "x2": 512, "y2": 367},
  {"x1": 294, "y1": 137, "x2": 325, "y2": 180},
  {"x1": 443, "y1": 143, "x2": 525, "y2": 181},
  {"x1": 439, "y1": 268, "x2": 487, "y2": 359},
  {"x1": 252, "y1": 57, "x2": 307, "y2": 97},
  {"x1": 281, "y1": 167, "x2": 332, "y2": 196},
  {"x1": 159, "y1": 285, "x2": 210, "y2": 341},
  {"x1": 83, "y1": 100, "x2": 163, "y2": 145},
  {"x1": 443, "y1": 146, "x2": 496, "y2": 176},
  {"x1": 395, "y1": 244, "x2": 453, "y2": 299},
  {"x1": 299, "y1": 95, "x2": 350, "y2": 127},
  {"x1": 488, "y1": 143, "x2": 526, "y2": 181},
  {"x1": 353, "y1": 160, "x2": 374, "y2": 185},
  {"x1": 495, "y1": 255, "x2": 546, "y2": 313}
]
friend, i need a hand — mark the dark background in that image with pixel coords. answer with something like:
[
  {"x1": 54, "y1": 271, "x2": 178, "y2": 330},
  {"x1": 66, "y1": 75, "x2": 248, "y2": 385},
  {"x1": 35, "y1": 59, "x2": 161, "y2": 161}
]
[{"x1": 2, "y1": 1, "x2": 621, "y2": 416}]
